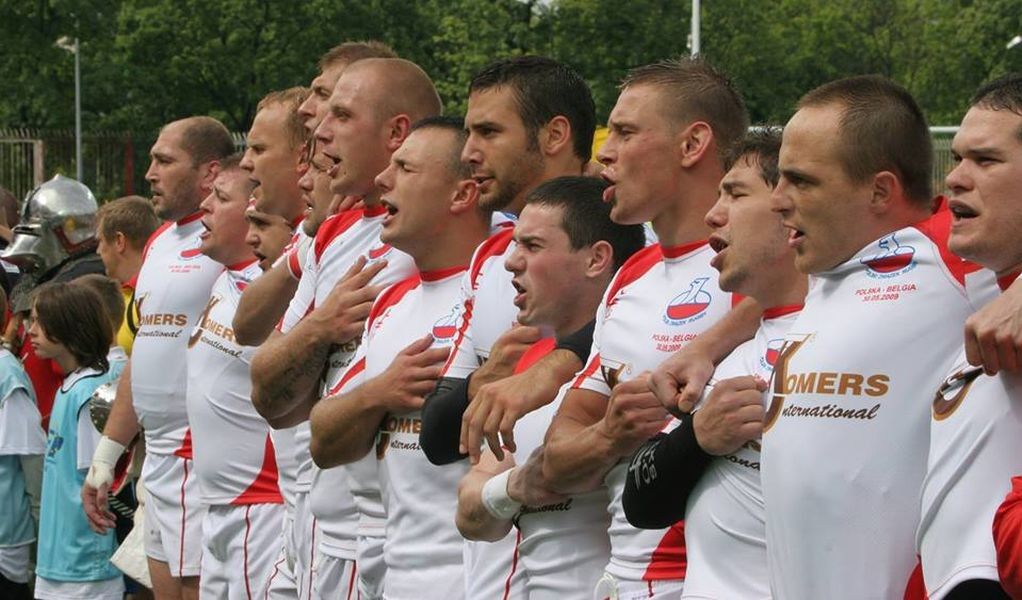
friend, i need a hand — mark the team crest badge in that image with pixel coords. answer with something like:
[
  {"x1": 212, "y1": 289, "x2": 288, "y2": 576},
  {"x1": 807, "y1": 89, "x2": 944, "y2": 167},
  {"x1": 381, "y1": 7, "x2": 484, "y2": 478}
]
[
  {"x1": 663, "y1": 276, "x2": 712, "y2": 325},
  {"x1": 861, "y1": 233, "x2": 916, "y2": 279}
]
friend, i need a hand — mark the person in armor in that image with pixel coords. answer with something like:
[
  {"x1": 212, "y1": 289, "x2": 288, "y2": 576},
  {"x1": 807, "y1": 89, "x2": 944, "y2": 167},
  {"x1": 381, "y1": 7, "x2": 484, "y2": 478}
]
[{"x1": 1, "y1": 174, "x2": 105, "y2": 429}]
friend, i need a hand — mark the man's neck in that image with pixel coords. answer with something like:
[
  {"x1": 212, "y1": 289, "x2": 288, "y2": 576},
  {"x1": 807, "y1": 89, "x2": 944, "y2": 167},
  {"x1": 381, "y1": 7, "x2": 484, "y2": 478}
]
[{"x1": 506, "y1": 158, "x2": 586, "y2": 216}]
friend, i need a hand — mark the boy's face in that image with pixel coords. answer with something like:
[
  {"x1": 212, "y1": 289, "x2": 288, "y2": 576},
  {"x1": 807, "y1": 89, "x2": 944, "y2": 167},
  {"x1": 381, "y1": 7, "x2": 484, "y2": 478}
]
[{"x1": 27, "y1": 306, "x2": 62, "y2": 360}]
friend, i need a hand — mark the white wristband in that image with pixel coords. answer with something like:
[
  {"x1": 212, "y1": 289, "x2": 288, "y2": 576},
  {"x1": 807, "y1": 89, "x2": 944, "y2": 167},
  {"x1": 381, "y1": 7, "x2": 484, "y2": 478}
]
[
  {"x1": 86, "y1": 436, "x2": 126, "y2": 489},
  {"x1": 481, "y1": 468, "x2": 522, "y2": 520}
]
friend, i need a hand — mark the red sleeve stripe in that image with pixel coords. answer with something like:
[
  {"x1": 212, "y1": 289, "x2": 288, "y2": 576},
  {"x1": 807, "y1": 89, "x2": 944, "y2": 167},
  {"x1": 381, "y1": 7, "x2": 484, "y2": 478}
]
[
  {"x1": 366, "y1": 275, "x2": 421, "y2": 330},
  {"x1": 313, "y1": 209, "x2": 363, "y2": 261},
  {"x1": 604, "y1": 245, "x2": 663, "y2": 306},
  {"x1": 141, "y1": 221, "x2": 174, "y2": 262},
  {"x1": 571, "y1": 353, "x2": 601, "y2": 389},
  {"x1": 328, "y1": 356, "x2": 367, "y2": 396}
]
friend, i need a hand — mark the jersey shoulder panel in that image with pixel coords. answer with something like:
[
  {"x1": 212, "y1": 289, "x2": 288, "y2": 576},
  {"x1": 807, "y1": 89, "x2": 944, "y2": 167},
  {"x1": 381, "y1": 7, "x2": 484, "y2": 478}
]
[
  {"x1": 313, "y1": 209, "x2": 365, "y2": 260},
  {"x1": 141, "y1": 221, "x2": 175, "y2": 262},
  {"x1": 469, "y1": 227, "x2": 515, "y2": 286},
  {"x1": 604, "y1": 244, "x2": 663, "y2": 304},
  {"x1": 367, "y1": 275, "x2": 422, "y2": 330}
]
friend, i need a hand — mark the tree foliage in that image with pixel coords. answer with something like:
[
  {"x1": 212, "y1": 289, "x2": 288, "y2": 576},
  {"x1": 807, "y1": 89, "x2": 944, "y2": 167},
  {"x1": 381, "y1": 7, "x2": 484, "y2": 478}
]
[{"x1": 0, "y1": 0, "x2": 1020, "y2": 136}]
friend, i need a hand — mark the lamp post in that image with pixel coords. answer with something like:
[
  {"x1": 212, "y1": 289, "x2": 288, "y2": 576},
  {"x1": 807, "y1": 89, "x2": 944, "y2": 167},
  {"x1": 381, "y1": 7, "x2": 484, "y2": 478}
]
[
  {"x1": 691, "y1": 0, "x2": 701, "y2": 56},
  {"x1": 56, "y1": 36, "x2": 82, "y2": 182}
]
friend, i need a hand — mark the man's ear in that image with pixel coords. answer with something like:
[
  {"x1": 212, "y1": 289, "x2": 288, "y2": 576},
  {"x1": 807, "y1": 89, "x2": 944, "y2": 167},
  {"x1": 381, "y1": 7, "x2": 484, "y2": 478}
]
[
  {"x1": 678, "y1": 121, "x2": 714, "y2": 169},
  {"x1": 114, "y1": 231, "x2": 128, "y2": 254},
  {"x1": 198, "y1": 160, "x2": 221, "y2": 196},
  {"x1": 585, "y1": 240, "x2": 614, "y2": 278},
  {"x1": 385, "y1": 115, "x2": 412, "y2": 152},
  {"x1": 449, "y1": 178, "x2": 481, "y2": 216},
  {"x1": 868, "y1": 171, "x2": 901, "y2": 214},
  {"x1": 539, "y1": 116, "x2": 572, "y2": 158}
]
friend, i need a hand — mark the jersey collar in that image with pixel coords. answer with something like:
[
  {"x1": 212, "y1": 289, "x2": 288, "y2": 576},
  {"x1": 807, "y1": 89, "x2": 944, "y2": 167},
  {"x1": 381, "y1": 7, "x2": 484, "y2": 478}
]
[
  {"x1": 420, "y1": 265, "x2": 467, "y2": 282},
  {"x1": 660, "y1": 240, "x2": 708, "y2": 260},
  {"x1": 176, "y1": 211, "x2": 204, "y2": 226}
]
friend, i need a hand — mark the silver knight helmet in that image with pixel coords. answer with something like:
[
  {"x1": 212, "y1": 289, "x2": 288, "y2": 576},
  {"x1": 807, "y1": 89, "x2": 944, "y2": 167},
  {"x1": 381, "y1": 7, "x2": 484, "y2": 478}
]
[{"x1": 2, "y1": 175, "x2": 98, "y2": 273}]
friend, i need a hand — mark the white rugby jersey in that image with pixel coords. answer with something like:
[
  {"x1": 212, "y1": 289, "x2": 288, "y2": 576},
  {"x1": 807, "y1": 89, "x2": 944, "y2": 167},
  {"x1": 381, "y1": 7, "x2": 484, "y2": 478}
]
[
  {"x1": 311, "y1": 358, "x2": 365, "y2": 561},
  {"x1": 512, "y1": 344, "x2": 611, "y2": 599},
  {"x1": 761, "y1": 211, "x2": 987, "y2": 600},
  {"x1": 186, "y1": 260, "x2": 283, "y2": 506},
  {"x1": 440, "y1": 224, "x2": 518, "y2": 379},
  {"x1": 281, "y1": 207, "x2": 415, "y2": 559},
  {"x1": 682, "y1": 306, "x2": 800, "y2": 600},
  {"x1": 918, "y1": 272, "x2": 1022, "y2": 599},
  {"x1": 572, "y1": 240, "x2": 733, "y2": 583},
  {"x1": 132, "y1": 213, "x2": 224, "y2": 456},
  {"x1": 358, "y1": 268, "x2": 469, "y2": 599}
]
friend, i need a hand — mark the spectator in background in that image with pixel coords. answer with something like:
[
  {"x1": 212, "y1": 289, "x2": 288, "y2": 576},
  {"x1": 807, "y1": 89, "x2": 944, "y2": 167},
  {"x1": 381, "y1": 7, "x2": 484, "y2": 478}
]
[
  {"x1": 0, "y1": 285, "x2": 45, "y2": 600},
  {"x1": 95, "y1": 196, "x2": 161, "y2": 355},
  {"x1": 1, "y1": 175, "x2": 105, "y2": 430},
  {"x1": 30, "y1": 281, "x2": 127, "y2": 600}
]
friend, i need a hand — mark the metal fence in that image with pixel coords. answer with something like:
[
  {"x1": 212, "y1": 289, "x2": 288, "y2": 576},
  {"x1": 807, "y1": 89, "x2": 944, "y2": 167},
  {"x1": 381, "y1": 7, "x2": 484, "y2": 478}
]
[{"x1": 1, "y1": 127, "x2": 953, "y2": 206}]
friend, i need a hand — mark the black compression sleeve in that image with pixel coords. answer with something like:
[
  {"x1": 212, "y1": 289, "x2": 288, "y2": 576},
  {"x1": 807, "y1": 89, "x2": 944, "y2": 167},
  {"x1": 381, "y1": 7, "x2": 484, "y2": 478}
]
[
  {"x1": 555, "y1": 319, "x2": 596, "y2": 364},
  {"x1": 419, "y1": 375, "x2": 471, "y2": 466},
  {"x1": 621, "y1": 413, "x2": 714, "y2": 529}
]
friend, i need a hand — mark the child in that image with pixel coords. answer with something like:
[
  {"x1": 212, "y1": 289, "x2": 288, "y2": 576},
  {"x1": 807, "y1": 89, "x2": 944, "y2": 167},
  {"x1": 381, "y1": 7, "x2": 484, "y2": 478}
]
[
  {"x1": 28, "y1": 282, "x2": 126, "y2": 600},
  {"x1": 0, "y1": 286, "x2": 45, "y2": 600}
]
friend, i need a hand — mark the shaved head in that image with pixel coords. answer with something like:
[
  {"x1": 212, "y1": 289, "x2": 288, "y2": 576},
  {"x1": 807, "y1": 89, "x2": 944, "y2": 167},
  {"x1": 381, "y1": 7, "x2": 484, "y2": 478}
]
[{"x1": 342, "y1": 58, "x2": 442, "y2": 124}]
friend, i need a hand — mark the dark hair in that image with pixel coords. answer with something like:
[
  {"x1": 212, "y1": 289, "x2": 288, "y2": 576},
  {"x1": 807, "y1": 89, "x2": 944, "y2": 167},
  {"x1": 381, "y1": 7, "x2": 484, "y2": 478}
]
[
  {"x1": 970, "y1": 72, "x2": 1022, "y2": 141},
  {"x1": 622, "y1": 57, "x2": 749, "y2": 165},
  {"x1": 470, "y1": 56, "x2": 596, "y2": 162},
  {"x1": 32, "y1": 282, "x2": 112, "y2": 373},
  {"x1": 725, "y1": 127, "x2": 783, "y2": 188},
  {"x1": 525, "y1": 176, "x2": 645, "y2": 271},
  {"x1": 97, "y1": 195, "x2": 160, "y2": 250},
  {"x1": 74, "y1": 274, "x2": 125, "y2": 334},
  {"x1": 798, "y1": 75, "x2": 932, "y2": 206},
  {"x1": 257, "y1": 87, "x2": 312, "y2": 150},
  {"x1": 171, "y1": 116, "x2": 235, "y2": 167},
  {"x1": 410, "y1": 115, "x2": 470, "y2": 179},
  {"x1": 318, "y1": 40, "x2": 397, "y2": 70}
]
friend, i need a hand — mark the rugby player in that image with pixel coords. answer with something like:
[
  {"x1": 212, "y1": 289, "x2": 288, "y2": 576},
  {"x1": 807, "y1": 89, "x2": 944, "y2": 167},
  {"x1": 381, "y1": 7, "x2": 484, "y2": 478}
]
[
  {"x1": 455, "y1": 175, "x2": 645, "y2": 598},
  {"x1": 542, "y1": 57, "x2": 748, "y2": 599},
  {"x1": 762, "y1": 75, "x2": 990, "y2": 599},
  {"x1": 83, "y1": 116, "x2": 233, "y2": 600}
]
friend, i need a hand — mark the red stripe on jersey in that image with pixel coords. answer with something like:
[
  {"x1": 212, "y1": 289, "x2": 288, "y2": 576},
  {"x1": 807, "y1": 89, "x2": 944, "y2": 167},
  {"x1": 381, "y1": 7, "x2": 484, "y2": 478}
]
[
  {"x1": 142, "y1": 221, "x2": 175, "y2": 262},
  {"x1": 440, "y1": 228, "x2": 515, "y2": 375},
  {"x1": 660, "y1": 240, "x2": 708, "y2": 259},
  {"x1": 346, "y1": 562, "x2": 358, "y2": 600},
  {"x1": 605, "y1": 245, "x2": 663, "y2": 307},
  {"x1": 243, "y1": 506, "x2": 254, "y2": 600},
  {"x1": 232, "y1": 435, "x2": 284, "y2": 505},
  {"x1": 178, "y1": 459, "x2": 190, "y2": 577},
  {"x1": 502, "y1": 529, "x2": 522, "y2": 600},
  {"x1": 313, "y1": 209, "x2": 364, "y2": 261},
  {"x1": 730, "y1": 292, "x2": 745, "y2": 308},
  {"x1": 367, "y1": 275, "x2": 422, "y2": 331},
  {"x1": 914, "y1": 200, "x2": 981, "y2": 286},
  {"x1": 763, "y1": 304, "x2": 804, "y2": 319},
  {"x1": 287, "y1": 247, "x2": 303, "y2": 279},
  {"x1": 173, "y1": 428, "x2": 193, "y2": 459},
  {"x1": 329, "y1": 357, "x2": 367, "y2": 396},
  {"x1": 994, "y1": 476, "x2": 1022, "y2": 600},
  {"x1": 642, "y1": 521, "x2": 686, "y2": 581},
  {"x1": 513, "y1": 338, "x2": 556, "y2": 375},
  {"x1": 998, "y1": 271, "x2": 1020, "y2": 291},
  {"x1": 572, "y1": 353, "x2": 601, "y2": 389},
  {"x1": 902, "y1": 559, "x2": 927, "y2": 600},
  {"x1": 441, "y1": 229, "x2": 515, "y2": 376},
  {"x1": 363, "y1": 203, "x2": 388, "y2": 217}
]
